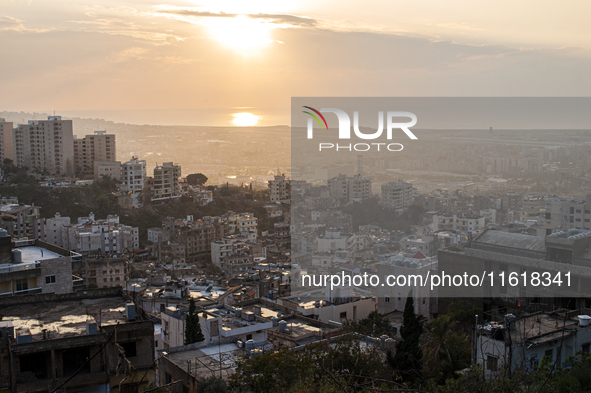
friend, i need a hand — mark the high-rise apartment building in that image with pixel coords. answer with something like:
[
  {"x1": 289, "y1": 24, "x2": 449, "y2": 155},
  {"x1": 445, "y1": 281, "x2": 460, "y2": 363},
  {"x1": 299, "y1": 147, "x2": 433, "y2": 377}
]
[
  {"x1": 13, "y1": 116, "x2": 74, "y2": 175},
  {"x1": 74, "y1": 130, "x2": 116, "y2": 174},
  {"x1": 120, "y1": 157, "x2": 146, "y2": 194},
  {"x1": 381, "y1": 180, "x2": 415, "y2": 212},
  {"x1": 0, "y1": 118, "x2": 14, "y2": 163},
  {"x1": 152, "y1": 162, "x2": 181, "y2": 201},
  {"x1": 268, "y1": 173, "x2": 290, "y2": 203}
]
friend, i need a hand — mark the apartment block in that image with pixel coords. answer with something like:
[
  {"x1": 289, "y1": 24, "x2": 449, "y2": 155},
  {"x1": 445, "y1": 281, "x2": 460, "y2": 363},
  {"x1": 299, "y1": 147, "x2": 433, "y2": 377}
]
[
  {"x1": 73, "y1": 130, "x2": 116, "y2": 174},
  {"x1": 152, "y1": 162, "x2": 181, "y2": 201},
  {"x1": 0, "y1": 204, "x2": 44, "y2": 240},
  {"x1": 44, "y1": 212, "x2": 71, "y2": 248},
  {"x1": 0, "y1": 118, "x2": 14, "y2": 163},
  {"x1": 62, "y1": 213, "x2": 139, "y2": 256},
  {"x1": 94, "y1": 160, "x2": 121, "y2": 180},
  {"x1": 381, "y1": 180, "x2": 415, "y2": 212},
  {"x1": 13, "y1": 116, "x2": 74, "y2": 175},
  {"x1": 85, "y1": 256, "x2": 127, "y2": 288},
  {"x1": 328, "y1": 173, "x2": 371, "y2": 202},
  {"x1": 0, "y1": 289, "x2": 155, "y2": 392},
  {"x1": 0, "y1": 237, "x2": 83, "y2": 297},
  {"x1": 268, "y1": 173, "x2": 290, "y2": 203}
]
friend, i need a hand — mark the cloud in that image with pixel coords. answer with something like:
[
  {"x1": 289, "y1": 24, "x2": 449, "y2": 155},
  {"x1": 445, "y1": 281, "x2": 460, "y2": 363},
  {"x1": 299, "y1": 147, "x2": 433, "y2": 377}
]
[
  {"x1": 0, "y1": 15, "x2": 49, "y2": 32},
  {"x1": 154, "y1": 7, "x2": 317, "y2": 27}
]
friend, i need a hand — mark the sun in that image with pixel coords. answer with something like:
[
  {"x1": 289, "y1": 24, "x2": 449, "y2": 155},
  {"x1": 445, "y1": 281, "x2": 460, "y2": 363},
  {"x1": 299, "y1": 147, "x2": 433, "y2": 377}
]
[
  {"x1": 232, "y1": 112, "x2": 260, "y2": 126},
  {"x1": 206, "y1": 15, "x2": 274, "y2": 54}
]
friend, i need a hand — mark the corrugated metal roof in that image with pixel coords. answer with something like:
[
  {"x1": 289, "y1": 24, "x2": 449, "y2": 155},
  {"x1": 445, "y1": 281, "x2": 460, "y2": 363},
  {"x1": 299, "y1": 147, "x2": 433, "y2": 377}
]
[{"x1": 473, "y1": 230, "x2": 546, "y2": 251}]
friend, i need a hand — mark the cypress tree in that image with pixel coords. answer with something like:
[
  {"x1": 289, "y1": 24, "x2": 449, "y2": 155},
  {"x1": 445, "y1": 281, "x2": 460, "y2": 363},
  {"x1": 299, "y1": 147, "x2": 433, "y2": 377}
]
[
  {"x1": 184, "y1": 298, "x2": 205, "y2": 344},
  {"x1": 387, "y1": 294, "x2": 423, "y2": 382}
]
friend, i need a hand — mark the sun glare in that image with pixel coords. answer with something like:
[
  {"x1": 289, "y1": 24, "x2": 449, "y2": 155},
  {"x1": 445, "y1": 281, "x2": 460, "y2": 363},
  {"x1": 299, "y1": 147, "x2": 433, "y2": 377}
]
[
  {"x1": 206, "y1": 15, "x2": 273, "y2": 54},
  {"x1": 232, "y1": 112, "x2": 260, "y2": 126}
]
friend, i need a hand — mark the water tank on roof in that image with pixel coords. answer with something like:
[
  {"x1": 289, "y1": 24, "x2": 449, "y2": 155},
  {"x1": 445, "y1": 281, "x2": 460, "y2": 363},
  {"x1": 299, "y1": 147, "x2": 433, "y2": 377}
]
[
  {"x1": 245, "y1": 339, "x2": 256, "y2": 352},
  {"x1": 271, "y1": 317, "x2": 278, "y2": 327},
  {"x1": 278, "y1": 320, "x2": 287, "y2": 333},
  {"x1": 235, "y1": 308, "x2": 242, "y2": 318},
  {"x1": 126, "y1": 303, "x2": 136, "y2": 321},
  {"x1": 578, "y1": 315, "x2": 591, "y2": 327},
  {"x1": 12, "y1": 249, "x2": 22, "y2": 264}
]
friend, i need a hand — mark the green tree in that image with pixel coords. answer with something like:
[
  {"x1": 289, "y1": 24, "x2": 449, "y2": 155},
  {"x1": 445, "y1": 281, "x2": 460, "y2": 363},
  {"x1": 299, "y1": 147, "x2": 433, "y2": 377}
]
[
  {"x1": 186, "y1": 173, "x2": 208, "y2": 186},
  {"x1": 184, "y1": 298, "x2": 205, "y2": 344},
  {"x1": 347, "y1": 310, "x2": 397, "y2": 337},
  {"x1": 388, "y1": 294, "x2": 423, "y2": 383},
  {"x1": 422, "y1": 315, "x2": 471, "y2": 384}
]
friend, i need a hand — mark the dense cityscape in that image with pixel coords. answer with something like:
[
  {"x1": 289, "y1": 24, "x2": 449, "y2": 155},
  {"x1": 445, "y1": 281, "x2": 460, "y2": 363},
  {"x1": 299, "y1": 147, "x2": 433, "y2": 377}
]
[{"x1": 0, "y1": 112, "x2": 589, "y2": 392}]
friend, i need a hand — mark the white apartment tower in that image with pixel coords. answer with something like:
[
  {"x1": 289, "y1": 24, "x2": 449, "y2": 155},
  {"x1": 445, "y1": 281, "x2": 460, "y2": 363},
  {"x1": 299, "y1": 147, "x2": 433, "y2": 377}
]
[
  {"x1": 0, "y1": 118, "x2": 14, "y2": 163},
  {"x1": 13, "y1": 116, "x2": 74, "y2": 175},
  {"x1": 120, "y1": 157, "x2": 146, "y2": 194},
  {"x1": 152, "y1": 162, "x2": 181, "y2": 201},
  {"x1": 74, "y1": 130, "x2": 116, "y2": 173}
]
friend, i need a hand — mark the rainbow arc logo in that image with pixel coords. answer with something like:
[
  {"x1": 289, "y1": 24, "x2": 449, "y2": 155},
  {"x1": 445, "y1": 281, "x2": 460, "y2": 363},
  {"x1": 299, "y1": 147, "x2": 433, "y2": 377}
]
[{"x1": 302, "y1": 106, "x2": 328, "y2": 130}]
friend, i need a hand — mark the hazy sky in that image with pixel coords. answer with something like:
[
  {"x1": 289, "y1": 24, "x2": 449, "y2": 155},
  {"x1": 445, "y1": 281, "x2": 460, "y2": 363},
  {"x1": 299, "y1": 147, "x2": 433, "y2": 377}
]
[{"x1": 2, "y1": 1, "x2": 591, "y2": 125}]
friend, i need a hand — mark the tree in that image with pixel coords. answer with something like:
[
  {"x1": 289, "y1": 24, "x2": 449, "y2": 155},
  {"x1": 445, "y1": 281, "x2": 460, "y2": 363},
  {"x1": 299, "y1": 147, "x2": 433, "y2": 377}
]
[
  {"x1": 184, "y1": 298, "x2": 205, "y2": 344},
  {"x1": 422, "y1": 315, "x2": 471, "y2": 384},
  {"x1": 347, "y1": 310, "x2": 397, "y2": 337},
  {"x1": 186, "y1": 173, "x2": 208, "y2": 186},
  {"x1": 387, "y1": 294, "x2": 423, "y2": 383}
]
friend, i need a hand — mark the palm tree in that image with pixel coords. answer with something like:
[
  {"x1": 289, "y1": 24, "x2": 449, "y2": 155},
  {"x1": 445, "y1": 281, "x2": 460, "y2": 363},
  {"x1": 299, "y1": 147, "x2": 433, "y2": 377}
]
[{"x1": 423, "y1": 315, "x2": 471, "y2": 382}]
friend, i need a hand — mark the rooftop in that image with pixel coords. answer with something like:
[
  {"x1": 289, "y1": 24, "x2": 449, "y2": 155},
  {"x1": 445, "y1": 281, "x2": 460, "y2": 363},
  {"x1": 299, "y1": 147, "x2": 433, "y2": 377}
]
[
  {"x1": 0, "y1": 296, "x2": 131, "y2": 341},
  {"x1": 18, "y1": 246, "x2": 62, "y2": 262},
  {"x1": 473, "y1": 229, "x2": 546, "y2": 251}
]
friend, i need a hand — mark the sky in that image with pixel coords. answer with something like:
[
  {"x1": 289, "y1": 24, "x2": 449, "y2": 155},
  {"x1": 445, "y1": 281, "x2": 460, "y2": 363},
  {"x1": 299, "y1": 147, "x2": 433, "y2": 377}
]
[{"x1": 2, "y1": 0, "x2": 591, "y2": 125}]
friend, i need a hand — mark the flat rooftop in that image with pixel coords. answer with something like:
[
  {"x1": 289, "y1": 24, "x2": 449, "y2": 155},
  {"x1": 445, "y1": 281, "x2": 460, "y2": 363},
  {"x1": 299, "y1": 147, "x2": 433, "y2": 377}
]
[
  {"x1": 1, "y1": 296, "x2": 130, "y2": 341},
  {"x1": 18, "y1": 246, "x2": 63, "y2": 262}
]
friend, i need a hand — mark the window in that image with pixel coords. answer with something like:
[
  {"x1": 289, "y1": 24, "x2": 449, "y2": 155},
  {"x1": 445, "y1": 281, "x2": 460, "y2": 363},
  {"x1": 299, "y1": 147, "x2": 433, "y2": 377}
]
[
  {"x1": 155, "y1": 340, "x2": 158, "y2": 348},
  {"x1": 340, "y1": 311, "x2": 347, "y2": 319},
  {"x1": 582, "y1": 343, "x2": 590, "y2": 354},
  {"x1": 246, "y1": 334, "x2": 253, "y2": 341},
  {"x1": 45, "y1": 275, "x2": 56, "y2": 284},
  {"x1": 385, "y1": 296, "x2": 390, "y2": 303},
  {"x1": 15, "y1": 279, "x2": 28, "y2": 292},
  {"x1": 545, "y1": 349, "x2": 553, "y2": 361},
  {"x1": 120, "y1": 342, "x2": 137, "y2": 357},
  {"x1": 164, "y1": 373, "x2": 172, "y2": 384},
  {"x1": 486, "y1": 355, "x2": 498, "y2": 372}
]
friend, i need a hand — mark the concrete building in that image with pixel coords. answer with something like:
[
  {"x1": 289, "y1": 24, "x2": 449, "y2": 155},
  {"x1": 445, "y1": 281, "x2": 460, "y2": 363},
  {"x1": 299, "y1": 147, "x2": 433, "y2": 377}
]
[
  {"x1": 438, "y1": 228, "x2": 591, "y2": 315},
  {"x1": 476, "y1": 313, "x2": 591, "y2": 374},
  {"x1": 152, "y1": 162, "x2": 181, "y2": 201},
  {"x1": 328, "y1": 174, "x2": 371, "y2": 202},
  {"x1": 94, "y1": 160, "x2": 121, "y2": 181},
  {"x1": 432, "y1": 214, "x2": 486, "y2": 233},
  {"x1": 85, "y1": 256, "x2": 127, "y2": 288},
  {"x1": 229, "y1": 212, "x2": 258, "y2": 240},
  {"x1": 161, "y1": 304, "x2": 273, "y2": 349},
  {"x1": 0, "y1": 289, "x2": 155, "y2": 392},
  {"x1": 546, "y1": 195, "x2": 591, "y2": 230},
  {"x1": 381, "y1": 180, "x2": 415, "y2": 212},
  {"x1": 376, "y1": 251, "x2": 438, "y2": 320},
  {"x1": 43, "y1": 212, "x2": 71, "y2": 248},
  {"x1": 0, "y1": 118, "x2": 14, "y2": 163},
  {"x1": 156, "y1": 215, "x2": 230, "y2": 263},
  {"x1": 0, "y1": 238, "x2": 83, "y2": 297},
  {"x1": 73, "y1": 130, "x2": 116, "y2": 174},
  {"x1": 62, "y1": 214, "x2": 139, "y2": 256},
  {"x1": 13, "y1": 116, "x2": 74, "y2": 175},
  {"x1": 120, "y1": 157, "x2": 146, "y2": 208},
  {"x1": 0, "y1": 204, "x2": 44, "y2": 240},
  {"x1": 268, "y1": 173, "x2": 291, "y2": 203}
]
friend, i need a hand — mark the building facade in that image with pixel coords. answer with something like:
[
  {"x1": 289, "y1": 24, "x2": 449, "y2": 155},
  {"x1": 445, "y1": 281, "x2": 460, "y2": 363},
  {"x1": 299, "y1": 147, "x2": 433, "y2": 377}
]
[{"x1": 13, "y1": 116, "x2": 74, "y2": 175}]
